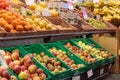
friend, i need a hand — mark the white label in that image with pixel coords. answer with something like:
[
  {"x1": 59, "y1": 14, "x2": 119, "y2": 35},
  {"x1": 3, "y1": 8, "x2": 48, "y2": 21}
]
[
  {"x1": 87, "y1": 69, "x2": 93, "y2": 78},
  {"x1": 63, "y1": 3, "x2": 69, "y2": 9},
  {"x1": 100, "y1": 68, "x2": 104, "y2": 75},
  {"x1": 0, "y1": 50, "x2": 8, "y2": 69},
  {"x1": 25, "y1": 0, "x2": 35, "y2": 5},
  {"x1": 72, "y1": 76, "x2": 80, "y2": 80},
  {"x1": 42, "y1": 10, "x2": 50, "y2": 16},
  {"x1": 81, "y1": 7, "x2": 88, "y2": 19},
  {"x1": 35, "y1": 10, "x2": 40, "y2": 15},
  {"x1": 69, "y1": 5, "x2": 74, "y2": 10},
  {"x1": 93, "y1": 0, "x2": 99, "y2": 3},
  {"x1": 21, "y1": 7, "x2": 26, "y2": 16},
  {"x1": 78, "y1": 0, "x2": 83, "y2": 3},
  {"x1": 109, "y1": 64, "x2": 112, "y2": 69}
]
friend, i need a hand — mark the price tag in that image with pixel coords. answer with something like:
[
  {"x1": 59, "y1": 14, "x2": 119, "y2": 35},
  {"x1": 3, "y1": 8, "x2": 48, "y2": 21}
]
[
  {"x1": 93, "y1": 0, "x2": 99, "y2": 3},
  {"x1": 69, "y1": 5, "x2": 74, "y2": 10},
  {"x1": 78, "y1": 0, "x2": 83, "y2": 3},
  {"x1": 100, "y1": 68, "x2": 104, "y2": 75},
  {"x1": 42, "y1": 9, "x2": 50, "y2": 16},
  {"x1": 87, "y1": 69, "x2": 93, "y2": 78},
  {"x1": 25, "y1": 0, "x2": 35, "y2": 5},
  {"x1": 109, "y1": 64, "x2": 112, "y2": 69},
  {"x1": 21, "y1": 7, "x2": 26, "y2": 16},
  {"x1": 63, "y1": 3, "x2": 69, "y2": 9},
  {"x1": 35, "y1": 10, "x2": 40, "y2": 15},
  {"x1": 72, "y1": 76, "x2": 80, "y2": 80},
  {"x1": 81, "y1": 7, "x2": 88, "y2": 19},
  {"x1": 0, "y1": 50, "x2": 8, "y2": 69}
]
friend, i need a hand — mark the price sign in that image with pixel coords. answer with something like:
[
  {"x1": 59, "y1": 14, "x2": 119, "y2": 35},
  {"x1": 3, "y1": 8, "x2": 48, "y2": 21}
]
[
  {"x1": 25, "y1": 0, "x2": 35, "y2": 5},
  {"x1": 81, "y1": 7, "x2": 88, "y2": 19},
  {"x1": 93, "y1": 0, "x2": 99, "y2": 3},
  {"x1": 87, "y1": 69, "x2": 93, "y2": 78},
  {"x1": 0, "y1": 50, "x2": 8, "y2": 69},
  {"x1": 78, "y1": 0, "x2": 83, "y2": 3},
  {"x1": 72, "y1": 76, "x2": 80, "y2": 80},
  {"x1": 21, "y1": 7, "x2": 26, "y2": 16},
  {"x1": 63, "y1": 3, "x2": 69, "y2": 9},
  {"x1": 100, "y1": 68, "x2": 104, "y2": 75},
  {"x1": 42, "y1": 10, "x2": 50, "y2": 16},
  {"x1": 109, "y1": 64, "x2": 112, "y2": 69},
  {"x1": 69, "y1": 5, "x2": 74, "y2": 10}
]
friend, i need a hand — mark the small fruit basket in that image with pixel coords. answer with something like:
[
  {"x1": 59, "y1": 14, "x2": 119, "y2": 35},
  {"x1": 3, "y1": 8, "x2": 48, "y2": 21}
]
[
  {"x1": 84, "y1": 38, "x2": 116, "y2": 63},
  {"x1": 43, "y1": 43, "x2": 87, "y2": 76},
  {"x1": 45, "y1": 17, "x2": 78, "y2": 33},
  {"x1": 57, "y1": 40, "x2": 98, "y2": 67},
  {"x1": 71, "y1": 38, "x2": 110, "y2": 64},
  {"x1": 1, "y1": 46, "x2": 51, "y2": 80},
  {"x1": 21, "y1": 44, "x2": 71, "y2": 80}
]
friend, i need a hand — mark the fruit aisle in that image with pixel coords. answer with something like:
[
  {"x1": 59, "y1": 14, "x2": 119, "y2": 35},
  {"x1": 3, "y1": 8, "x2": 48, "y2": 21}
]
[{"x1": 0, "y1": 0, "x2": 119, "y2": 80}]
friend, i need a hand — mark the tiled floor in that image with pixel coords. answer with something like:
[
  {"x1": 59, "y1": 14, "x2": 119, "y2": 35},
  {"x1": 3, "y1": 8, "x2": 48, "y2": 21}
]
[{"x1": 104, "y1": 74, "x2": 120, "y2": 80}]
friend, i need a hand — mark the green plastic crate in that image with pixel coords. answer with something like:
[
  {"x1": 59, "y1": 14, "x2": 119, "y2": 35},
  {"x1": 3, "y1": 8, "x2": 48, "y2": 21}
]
[
  {"x1": 84, "y1": 38, "x2": 116, "y2": 63},
  {"x1": 21, "y1": 44, "x2": 71, "y2": 80},
  {"x1": 57, "y1": 40, "x2": 103, "y2": 68},
  {"x1": 71, "y1": 38, "x2": 106, "y2": 66},
  {"x1": 2, "y1": 46, "x2": 51, "y2": 80},
  {"x1": 43, "y1": 43, "x2": 87, "y2": 76}
]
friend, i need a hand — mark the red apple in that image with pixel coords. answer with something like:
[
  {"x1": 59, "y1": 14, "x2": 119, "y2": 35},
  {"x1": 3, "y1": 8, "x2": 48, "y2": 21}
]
[
  {"x1": 28, "y1": 64, "x2": 37, "y2": 74},
  {"x1": 6, "y1": 51, "x2": 11, "y2": 56},
  {"x1": 13, "y1": 65, "x2": 21, "y2": 74},
  {"x1": 2, "y1": 71, "x2": 10, "y2": 80},
  {"x1": 39, "y1": 73, "x2": 46, "y2": 79},
  {"x1": 4, "y1": 55, "x2": 11, "y2": 64},
  {"x1": 23, "y1": 55, "x2": 31, "y2": 61},
  {"x1": 9, "y1": 62, "x2": 15, "y2": 70},
  {"x1": 21, "y1": 65, "x2": 27, "y2": 71},
  {"x1": 36, "y1": 68, "x2": 43, "y2": 74},
  {"x1": 13, "y1": 60, "x2": 21, "y2": 65},
  {"x1": 24, "y1": 59, "x2": 32, "y2": 67},
  {"x1": 11, "y1": 52, "x2": 19, "y2": 60}
]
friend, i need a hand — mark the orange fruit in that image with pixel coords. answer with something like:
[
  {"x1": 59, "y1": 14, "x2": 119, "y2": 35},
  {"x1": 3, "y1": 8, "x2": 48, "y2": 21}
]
[
  {"x1": 4, "y1": 24, "x2": 14, "y2": 32},
  {"x1": 16, "y1": 25, "x2": 24, "y2": 31}
]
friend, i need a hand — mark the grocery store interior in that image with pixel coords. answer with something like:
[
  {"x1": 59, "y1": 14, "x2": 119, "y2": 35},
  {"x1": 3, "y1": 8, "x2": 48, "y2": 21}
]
[{"x1": 0, "y1": 0, "x2": 120, "y2": 80}]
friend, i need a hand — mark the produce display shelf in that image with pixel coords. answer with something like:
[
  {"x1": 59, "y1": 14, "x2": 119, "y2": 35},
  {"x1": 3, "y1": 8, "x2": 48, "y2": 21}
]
[{"x1": 0, "y1": 30, "x2": 116, "y2": 41}]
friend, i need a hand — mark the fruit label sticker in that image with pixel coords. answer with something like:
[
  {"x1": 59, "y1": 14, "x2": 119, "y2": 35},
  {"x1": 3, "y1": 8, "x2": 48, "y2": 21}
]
[
  {"x1": 87, "y1": 69, "x2": 93, "y2": 78},
  {"x1": 0, "y1": 50, "x2": 8, "y2": 69},
  {"x1": 100, "y1": 68, "x2": 104, "y2": 75},
  {"x1": 72, "y1": 76, "x2": 80, "y2": 80},
  {"x1": 42, "y1": 10, "x2": 50, "y2": 16},
  {"x1": 25, "y1": 0, "x2": 35, "y2": 5},
  {"x1": 35, "y1": 10, "x2": 40, "y2": 16}
]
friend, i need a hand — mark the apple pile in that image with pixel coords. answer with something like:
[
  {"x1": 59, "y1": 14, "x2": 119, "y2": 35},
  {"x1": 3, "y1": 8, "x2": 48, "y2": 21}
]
[
  {"x1": 64, "y1": 42, "x2": 96, "y2": 63},
  {"x1": 0, "y1": 10, "x2": 34, "y2": 32},
  {"x1": 0, "y1": 66, "x2": 17, "y2": 80},
  {"x1": 25, "y1": 15, "x2": 56, "y2": 31},
  {"x1": 0, "y1": 0, "x2": 9, "y2": 9},
  {"x1": 49, "y1": 47, "x2": 84, "y2": 70},
  {"x1": 33, "y1": 52, "x2": 66, "y2": 74},
  {"x1": 77, "y1": 41, "x2": 113, "y2": 59},
  {"x1": 2, "y1": 49, "x2": 46, "y2": 80}
]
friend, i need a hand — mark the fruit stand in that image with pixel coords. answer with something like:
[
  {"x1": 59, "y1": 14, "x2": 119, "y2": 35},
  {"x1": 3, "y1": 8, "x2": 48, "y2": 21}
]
[{"x1": 0, "y1": 0, "x2": 119, "y2": 80}]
